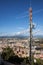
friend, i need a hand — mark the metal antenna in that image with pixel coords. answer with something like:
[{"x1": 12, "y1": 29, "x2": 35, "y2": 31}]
[{"x1": 29, "y1": 0, "x2": 33, "y2": 65}]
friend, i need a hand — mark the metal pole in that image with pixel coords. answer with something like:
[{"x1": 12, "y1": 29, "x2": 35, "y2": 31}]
[{"x1": 29, "y1": 7, "x2": 32, "y2": 65}]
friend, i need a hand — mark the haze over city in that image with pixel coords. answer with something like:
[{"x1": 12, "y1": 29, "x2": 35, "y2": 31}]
[{"x1": 0, "y1": 0, "x2": 43, "y2": 36}]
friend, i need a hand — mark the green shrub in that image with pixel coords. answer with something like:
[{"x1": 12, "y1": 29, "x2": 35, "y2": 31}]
[{"x1": 1, "y1": 46, "x2": 15, "y2": 60}]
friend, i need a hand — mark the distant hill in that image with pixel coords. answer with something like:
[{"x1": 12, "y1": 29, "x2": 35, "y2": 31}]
[
  {"x1": 0, "y1": 35, "x2": 28, "y2": 39},
  {"x1": 33, "y1": 35, "x2": 43, "y2": 39},
  {"x1": 0, "y1": 35, "x2": 43, "y2": 39}
]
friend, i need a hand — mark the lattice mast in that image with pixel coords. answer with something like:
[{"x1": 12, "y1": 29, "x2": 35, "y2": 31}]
[{"x1": 29, "y1": 0, "x2": 33, "y2": 65}]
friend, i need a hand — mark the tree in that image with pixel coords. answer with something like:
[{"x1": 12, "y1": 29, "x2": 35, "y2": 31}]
[
  {"x1": 1, "y1": 46, "x2": 15, "y2": 61},
  {"x1": 8, "y1": 55, "x2": 24, "y2": 64}
]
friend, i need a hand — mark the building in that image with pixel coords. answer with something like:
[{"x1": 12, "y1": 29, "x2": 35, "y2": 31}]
[{"x1": 0, "y1": 38, "x2": 29, "y2": 57}]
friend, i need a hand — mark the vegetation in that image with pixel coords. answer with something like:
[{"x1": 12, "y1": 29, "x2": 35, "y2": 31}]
[
  {"x1": 1, "y1": 46, "x2": 14, "y2": 60},
  {"x1": 8, "y1": 55, "x2": 24, "y2": 64},
  {"x1": 1, "y1": 46, "x2": 43, "y2": 65},
  {"x1": 34, "y1": 59, "x2": 43, "y2": 65},
  {"x1": 1, "y1": 46, "x2": 29, "y2": 64}
]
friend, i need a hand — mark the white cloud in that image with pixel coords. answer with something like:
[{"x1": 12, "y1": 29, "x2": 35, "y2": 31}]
[{"x1": 0, "y1": 24, "x2": 43, "y2": 36}]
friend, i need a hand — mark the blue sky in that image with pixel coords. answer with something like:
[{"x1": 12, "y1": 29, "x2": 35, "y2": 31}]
[{"x1": 0, "y1": 0, "x2": 43, "y2": 36}]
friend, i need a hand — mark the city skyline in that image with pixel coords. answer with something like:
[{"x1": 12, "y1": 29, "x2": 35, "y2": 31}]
[{"x1": 0, "y1": 0, "x2": 43, "y2": 36}]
